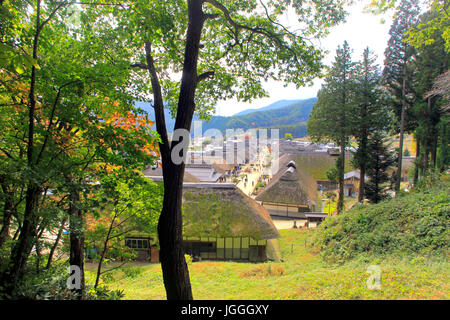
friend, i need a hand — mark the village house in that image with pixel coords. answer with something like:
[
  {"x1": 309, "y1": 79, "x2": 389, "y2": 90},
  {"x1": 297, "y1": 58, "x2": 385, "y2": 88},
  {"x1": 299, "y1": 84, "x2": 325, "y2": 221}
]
[
  {"x1": 255, "y1": 155, "x2": 318, "y2": 218},
  {"x1": 125, "y1": 181, "x2": 280, "y2": 262},
  {"x1": 343, "y1": 170, "x2": 365, "y2": 197},
  {"x1": 182, "y1": 183, "x2": 280, "y2": 262}
]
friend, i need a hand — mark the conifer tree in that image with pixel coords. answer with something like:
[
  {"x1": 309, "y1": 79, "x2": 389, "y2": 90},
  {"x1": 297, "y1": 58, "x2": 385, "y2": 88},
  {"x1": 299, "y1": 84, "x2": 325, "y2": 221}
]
[
  {"x1": 351, "y1": 48, "x2": 387, "y2": 202},
  {"x1": 365, "y1": 133, "x2": 398, "y2": 203},
  {"x1": 308, "y1": 41, "x2": 355, "y2": 213},
  {"x1": 412, "y1": 10, "x2": 450, "y2": 182},
  {"x1": 383, "y1": 0, "x2": 420, "y2": 192}
]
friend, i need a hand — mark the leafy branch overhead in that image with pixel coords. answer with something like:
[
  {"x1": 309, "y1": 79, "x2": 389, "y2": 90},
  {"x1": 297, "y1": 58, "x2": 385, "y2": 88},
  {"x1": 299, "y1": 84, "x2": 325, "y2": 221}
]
[{"x1": 116, "y1": 0, "x2": 348, "y2": 121}]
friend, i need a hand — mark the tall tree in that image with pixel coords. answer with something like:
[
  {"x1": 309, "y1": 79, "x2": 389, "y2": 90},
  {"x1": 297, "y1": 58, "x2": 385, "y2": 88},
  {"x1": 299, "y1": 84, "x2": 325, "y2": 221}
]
[
  {"x1": 411, "y1": 10, "x2": 450, "y2": 182},
  {"x1": 0, "y1": 0, "x2": 160, "y2": 298},
  {"x1": 383, "y1": 0, "x2": 420, "y2": 192},
  {"x1": 369, "y1": 0, "x2": 449, "y2": 52},
  {"x1": 351, "y1": 48, "x2": 387, "y2": 202},
  {"x1": 308, "y1": 41, "x2": 355, "y2": 213}
]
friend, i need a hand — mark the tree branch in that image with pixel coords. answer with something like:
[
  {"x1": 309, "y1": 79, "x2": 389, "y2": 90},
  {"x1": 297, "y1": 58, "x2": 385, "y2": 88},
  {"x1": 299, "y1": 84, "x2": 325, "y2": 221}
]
[
  {"x1": 197, "y1": 71, "x2": 215, "y2": 82},
  {"x1": 39, "y1": 1, "x2": 73, "y2": 32},
  {"x1": 204, "y1": 13, "x2": 220, "y2": 20},
  {"x1": 144, "y1": 41, "x2": 171, "y2": 159},
  {"x1": 36, "y1": 80, "x2": 80, "y2": 164},
  {"x1": 130, "y1": 63, "x2": 149, "y2": 70},
  {"x1": 203, "y1": 0, "x2": 303, "y2": 67}
]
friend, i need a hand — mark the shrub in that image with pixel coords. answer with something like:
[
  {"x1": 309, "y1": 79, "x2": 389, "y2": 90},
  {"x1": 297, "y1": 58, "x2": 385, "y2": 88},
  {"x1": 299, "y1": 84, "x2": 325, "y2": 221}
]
[
  {"x1": 121, "y1": 266, "x2": 143, "y2": 278},
  {"x1": 185, "y1": 254, "x2": 193, "y2": 265},
  {"x1": 311, "y1": 180, "x2": 450, "y2": 263}
]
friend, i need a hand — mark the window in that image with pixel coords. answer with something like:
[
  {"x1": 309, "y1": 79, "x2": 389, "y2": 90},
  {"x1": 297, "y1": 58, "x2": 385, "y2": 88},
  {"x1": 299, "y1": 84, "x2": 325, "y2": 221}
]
[{"x1": 125, "y1": 238, "x2": 150, "y2": 250}]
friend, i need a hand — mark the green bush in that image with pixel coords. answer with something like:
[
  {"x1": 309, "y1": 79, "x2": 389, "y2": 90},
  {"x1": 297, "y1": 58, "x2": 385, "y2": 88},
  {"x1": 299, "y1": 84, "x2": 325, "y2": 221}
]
[
  {"x1": 185, "y1": 254, "x2": 193, "y2": 265},
  {"x1": 311, "y1": 180, "x2": 450, "y2": 263},
  {"x1": 121, "y1": 266, "x2": 143, "y2": 278},
  {"x1": 1, "y1": 262, "x2": 125, "y2": 300}
]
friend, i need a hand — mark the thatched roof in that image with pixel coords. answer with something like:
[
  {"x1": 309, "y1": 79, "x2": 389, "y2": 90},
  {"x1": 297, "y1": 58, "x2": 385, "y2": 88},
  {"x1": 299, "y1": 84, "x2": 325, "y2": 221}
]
[
  {"x1": 182, "y1": 183, "x2": 280, "y2": 240},
  {"x1": 256, "y1": 154, "x2": 317, "y2": 207},
  {"x1": 278, "y1": 152, "x2": 354, "y2": 180}
]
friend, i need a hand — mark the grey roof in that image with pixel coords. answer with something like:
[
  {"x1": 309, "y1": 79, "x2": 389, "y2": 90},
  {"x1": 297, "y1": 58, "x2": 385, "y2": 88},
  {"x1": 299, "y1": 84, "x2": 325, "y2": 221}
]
[
  {"x1": 344, "y1": 170, "x2": 361, "y2": 180},
  {"x1": 143, "y1": 164, "x2": 221, "y2": 183},
  {"x1": 185, "y1": 165, "x2": 223, "y2": 182},
  {"x1": 304, "y1": 213, "x2": 328, "y2": 218}
]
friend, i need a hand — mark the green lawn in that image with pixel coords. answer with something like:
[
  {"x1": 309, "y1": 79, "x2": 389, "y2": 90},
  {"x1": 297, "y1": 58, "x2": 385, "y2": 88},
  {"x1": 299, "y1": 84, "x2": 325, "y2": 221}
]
[{"x1": 90, "y1": 229, "x2": 449, "y2": 300}]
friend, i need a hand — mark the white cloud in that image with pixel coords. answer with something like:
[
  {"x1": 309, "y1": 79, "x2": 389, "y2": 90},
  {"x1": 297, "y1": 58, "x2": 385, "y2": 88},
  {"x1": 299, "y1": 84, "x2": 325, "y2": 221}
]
[{"x1": 214, "y1": 1, "x2": 394, "y2": 117}]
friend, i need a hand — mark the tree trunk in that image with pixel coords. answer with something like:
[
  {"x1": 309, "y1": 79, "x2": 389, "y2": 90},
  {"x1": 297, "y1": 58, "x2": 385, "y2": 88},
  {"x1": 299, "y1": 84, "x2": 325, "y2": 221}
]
[
  {"x1": 337, "y1": 139, "x2": 345, "y2": 213},
  {"x1": 94, "y1": 210, "x2": 118, "y2": 289},
  {"x1": 395, "y1": 62, "x2": 407, "y2": 192},
  {"x1": 46, "y1": 217, "x2": 66, "y2": 270},
  {"x1": 1, "y1": 1, "x2": 44, "y2": 296},
  {"x1": 157, "y1": 0, "x2": 206, "y2": 300},
  {"x1": 430, "y1": 131, "x2": 437, "y2": 170},
  {"x1": 2, "y1": 187, "x2": 40, "y2": 296},
  {"x1": 0, "y1": 189, "x2": 13, "y2": 248},
  {"x1": 158, "y1": 165, "x2": 192, "y2": 300},
  {"x1": 358, "y1": 164, "x2": 365, "y2": 203},
  {"x1": 69, "y1": 188, "x2": 85, "y2": 299},
  {"x1": 358, "y1": 128, "x2": 367, "y2": 203},
  {"x1": 413, "y1": 137, "x2": 420, "y2": 186}
]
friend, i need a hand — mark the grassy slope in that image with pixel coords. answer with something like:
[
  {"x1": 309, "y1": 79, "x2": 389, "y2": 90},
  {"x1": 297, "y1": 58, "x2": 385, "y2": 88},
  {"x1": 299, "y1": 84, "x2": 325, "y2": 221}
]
[
  {"x1": 312, "y1": 182, "x2": 449, "y2": 262},
  {"x1": 93, "y1": 228, "x2": 449, "y2": 300}
]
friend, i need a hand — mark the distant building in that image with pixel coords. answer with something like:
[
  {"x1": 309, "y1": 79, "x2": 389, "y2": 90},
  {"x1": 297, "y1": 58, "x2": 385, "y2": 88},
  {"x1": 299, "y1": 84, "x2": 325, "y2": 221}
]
[
  {"x1": 343, "y1": 170, "x2": 365, "y2": 197},
  {"x1": 143, "y1": 163, "x2": 227, "y2": 183},
  {"x1": 143, "y1": 165, "x2": 202, "y2": 182}
]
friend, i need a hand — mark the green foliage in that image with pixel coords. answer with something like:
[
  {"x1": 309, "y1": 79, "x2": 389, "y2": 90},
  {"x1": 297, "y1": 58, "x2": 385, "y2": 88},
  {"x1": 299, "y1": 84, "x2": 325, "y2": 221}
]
[
  {"x1": 364, "y1": 133, "x2": 397, "y2": 203},
  {"x1": 307, "y1": 41, "x2": 355, "y2": 144},
  {"x1": 369, "y1": 0, "x2": 449, "y2": 52},
  {"x1": 382, "y1": 0, "x2": 420, "y2": 134},
  {"x1": 184, "y1": 254, "x2": 193, "y2": 265},
  {"x1": 311, "y1": 180, "x2": 450, "y2": 263},
  {"x1": 120, "y1": 266, "x2": 143, "y2": 279},
  {"x1": 326, "y1": 166, "x2": 338, "y2": 185},
  {"x1": 88, "y1": 286, "x2": 125, "y2": 300}
]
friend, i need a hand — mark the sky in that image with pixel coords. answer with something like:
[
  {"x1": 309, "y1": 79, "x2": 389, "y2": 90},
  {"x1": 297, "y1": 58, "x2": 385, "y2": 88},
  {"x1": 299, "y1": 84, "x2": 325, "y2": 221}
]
[{"x1": 214, "y1": 1, "x2": 395, "y2": 117}]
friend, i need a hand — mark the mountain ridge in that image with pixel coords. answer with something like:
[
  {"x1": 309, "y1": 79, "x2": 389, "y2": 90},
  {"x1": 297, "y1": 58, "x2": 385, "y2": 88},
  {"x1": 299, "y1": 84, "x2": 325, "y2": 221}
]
[
  {"x1": 135, "y1": 97, "x2": 317, "y2": 138},
  {"x1": 233, "y1": 98, "x2": 311, "y2": 116}
]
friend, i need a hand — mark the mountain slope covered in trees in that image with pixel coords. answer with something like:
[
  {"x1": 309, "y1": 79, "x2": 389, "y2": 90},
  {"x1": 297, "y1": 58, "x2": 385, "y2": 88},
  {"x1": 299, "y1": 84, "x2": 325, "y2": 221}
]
[
  {"x1": 136, "y1": 98, "x2": 317, "y2": 137},
  {"x1": 233, "y1": 99, "x2": 307, "y2": 116}
]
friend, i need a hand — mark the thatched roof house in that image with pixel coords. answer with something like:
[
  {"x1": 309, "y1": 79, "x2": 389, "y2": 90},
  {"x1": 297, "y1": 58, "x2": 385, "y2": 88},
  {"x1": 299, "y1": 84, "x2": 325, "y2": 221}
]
[
  {"x1": 182, "y1": 183, "x2": 279, "y2": 240},
  {"x1": 181, "y1": 183, "x2": 280, "y2": 262},
  {"x1": 256, "y1": 154, "x2": 318, "y2": 211}
]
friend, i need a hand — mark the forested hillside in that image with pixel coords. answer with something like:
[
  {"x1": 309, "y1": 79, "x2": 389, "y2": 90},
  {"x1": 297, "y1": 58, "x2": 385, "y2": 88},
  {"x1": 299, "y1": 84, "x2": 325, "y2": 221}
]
[{"x1": 136, "y1": 98, "x2": 316, "y2": 137}]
